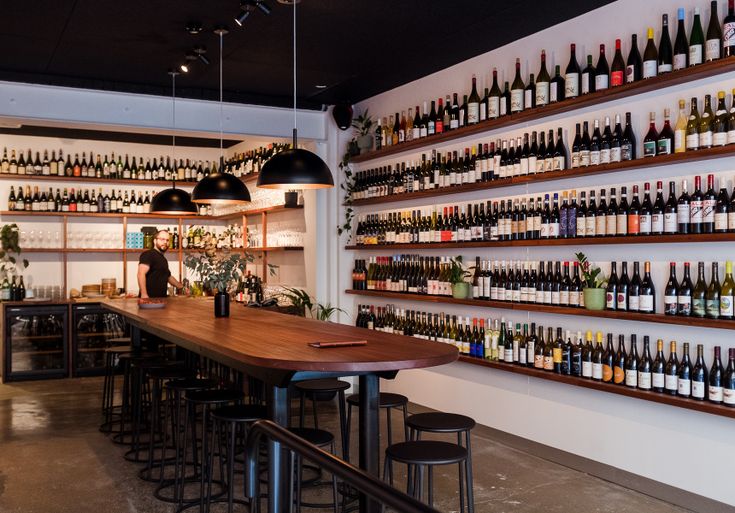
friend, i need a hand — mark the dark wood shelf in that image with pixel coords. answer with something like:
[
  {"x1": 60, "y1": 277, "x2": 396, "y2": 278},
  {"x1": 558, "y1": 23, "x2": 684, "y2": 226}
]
[
  {"x1": 0, "y1": 173, "x2": 197, "y2": 187},
  {"x1": 0, "y1": 211, "x2": 219, "y2": 220},
  {"x1": 345, "y1": 232, "x2": 735, "y2": 250},
  {"x1": 350, "y1": 57, "x2": 735, "y2": 164},
  {"x1": 216, "y1": 204, "x2": 304, "y2": 220},
  {"x1": 345, "y1": 289, "x2": 735, "y2": 331},
  {"x1": 456, "y1": 356, "x2": 735, "y2": 420},
  {"x1": 348, "y1": 145, "x2": 735, "y2": 207},
  {"x1": 247, "y1": 246, "x2": 304, "y2": 252}
]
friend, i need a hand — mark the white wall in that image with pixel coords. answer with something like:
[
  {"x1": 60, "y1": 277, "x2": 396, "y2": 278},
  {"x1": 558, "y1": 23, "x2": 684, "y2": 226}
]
[{"x1": 337, "y1": 0, "x2": 735, "y2": 506}]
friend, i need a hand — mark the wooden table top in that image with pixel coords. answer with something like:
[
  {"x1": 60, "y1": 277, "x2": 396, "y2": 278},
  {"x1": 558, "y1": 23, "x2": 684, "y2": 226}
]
[{"x1": 102, "y1": 298, "x2": 458, "y2": 374}]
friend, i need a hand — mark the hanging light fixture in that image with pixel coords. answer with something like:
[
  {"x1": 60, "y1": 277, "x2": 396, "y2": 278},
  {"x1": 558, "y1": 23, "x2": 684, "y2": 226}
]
[
  {"x1": 151, "y1": 71, "x2": 198, "y2": 215},
  {"x1": 257, "y1": 1, "x2": 333, "y2": 190},
  {"x1": 192, "y1": 26, "x2": 252, "y2": 205}
]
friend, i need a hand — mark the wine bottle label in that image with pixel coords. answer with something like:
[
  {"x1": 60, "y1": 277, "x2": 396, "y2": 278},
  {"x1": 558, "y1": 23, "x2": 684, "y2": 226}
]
[
  {"x1": 675, "y1": 53, "x2": 688, "y2": 70},
  {"x1": 467, "y1": 103, "x2": 479, "y2": 124},
  {"x1": 548, "y1": 222, "x2": 560, "y2": 237},
  {"x1": 664, "y1": 296, "x2": 678, "y2": 313},
  {"x1": 664, "y1": 213, "x2": 677, "y2": 233},
  {"x1": 551, "y1": 290, "x2": 560, "y2": 304},
  {"x1": 606, "y1": 291, "x2": 616, "y2": 309},
  {"x1": 693, "y1": 297, "x2": 706, "y2": 316},
  {"x1": 595, "y1": 74, "x2": 609, "y2": 90},
  {"x1": 571, "y1": 151, "x2": 580, "y2": 168},
  {"x1": 535, "y1": 289, "x2": 544, "y2": 303},
  {"x1": 643, "y1": 140, "x2": 657, "y2": 157},
  {"x1": 721, "y1": 295, "x2": 734, "y2": 316},
  {"x1": 675, "y1": 130, "x2": 686, "y2": 151},
  {"x1": 709, "y1": 385, "x2": 723, "y2": 402},
  {"x1": 706, "y1": 299, "x2": 720, "y2": 317},
  {"x1": 577, "y1": 218, "x2": 586, "y2": 237},
  {"x1": 677, "y1": 204, "x2": 690, "y2": 225},
  {"x1": 544, "y1": 290, "x2": 552, "y2": 304},
  {"x1": 524, "y1": 89, "x2": 533, "y2": 110},
  {"x1": 592, "y1": 363, "x2": 603, "y2": 380},
  {"x1": 488, "y1": 97, "x2": 499, "y2": 118},
  {"x1": 628, "y1": 295, "x2": 640, "y2": 311},
  {"x1": 628, "y1": 214, "x2": 640, "y2": 234},
  {"x1": 692, "y1": 380, "x2": 705, "y2": 399},
  {"x1": 665, "y1": 374, "x2": 678, "y2": 391},
  {"x1": 613, "y1": 366, "x2": 625, "y2": 384},
  {"x1": 611, "y1": 70, "x2": 624, "y2": 87},
  {"x1": 705, "y1": 40, "x2": 721, "y2": 61},
  {"x1": 713, "y1": 131, "x2": 727, "y2": 146},
  {"x1": 689, "y1": 44, "x2": 703, "y2": 65},
  {"x1": 610, "y1": 146, "x2": 622, "y2": 162},
  {"x1": 580, "y1": 150, "x2": 590, "y2": 167},
  {"x1": 703, "y1": 199, "x2": 715, "y2": 223},
  {"x1": 545, "y1": 157, "x2": 554, "y2": 172},
  {"x1": 505, "y1": 289, "x2": 513, "y2": 301},
  {"x1": 600, "y1": 148, "x2": 610, "y2": 163},
  {"x1": 652, "y1": 372, "x2": 665, "y2": 389},
  {"x1": 643, "y1": 60, "x2": 657, "y2": 79},
  {"x1": 690, "y1": 200, "x2": 703, "y2": 223},
  {"x1": 724, "y1": 388, "x2": 735, "y2": 405},
  {"x1": 519, "y1": 351, "x2": 527, "y2": 365},
  {"x1": 678, "y1": 378, "x2": 691, "y2": 396},
  {"x1": 625, "y1": 369, "x2": 638, "y2": 387},
  {"x1": 535, "y1": 82, "x2": 549, "y2": 105},
  {"x1": 616, "y1": 292, "x2": 627, "y2": 309},
  {"x1": 581, "y1": 73, "x2": 591, "y2": 95},
  {"x1": 658, "y1": 63, "x2": 673, "y2": 73},
  {"x1": 513, "y1": 289, "x2": 521, "y2": 302},
  {"x1": 686, "y1": 133, "x2": 700, "y2": 150},
  {"x1": 725, "y1": 22, "x2": 735, "y2": 46},
  {"x1": 565, "y1": 73, "x2": 579, "y2": 97},
  {"x1": 582, "y1": 361, "x2": 592, "y2": 376},
  {"x1": 639, "y1": 294, "x2": 654, "y2": 312},
  {"x1": 480, "y1": 103, "x2": 487, "y2": 121},
  {"x1": 590, "y1": 150, "x2": 600, "y2": 166},
  {"x1": 625, "y1": 64, "x2": 636, "y2": 83},
  {"x1": 638, "y1": 371, "x2": 652, "y2": 389},
  {"x1": 586, "y1": 217, "x2": 596, "y2": 236},
  {"x1": 606, "y1": 215, "x2": 617, "y2": 234},
  {"x1": 699, "y1": 131, "x2": 713, "y2": 148},
  {"x1": 599, "y1": 364, "x2": 611, "y2": 382},
  {"x1": 596, "y1": 216, "x2": 606, "y2": 236},
  {"x1": 505, "y1": 348, "x2": 514, "y2": 362},
  {"x1": 569, "y1": 291, "x2": 579, "y2": 306},
  {"x1": 554, "y1": 156, "x2": 565, "y2": 170},
  {"x1": 560, "y1": 290, "x2": 569, "y2": 305},
  {"x1": 651, "y1": 213, "x2": 663, "y2": 233},
  {"x1": 621, "y1": 143, "x2": 633, "y2": 161}
]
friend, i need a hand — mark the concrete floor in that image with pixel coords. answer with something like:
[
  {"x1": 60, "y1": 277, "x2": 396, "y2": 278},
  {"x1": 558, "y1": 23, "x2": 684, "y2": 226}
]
[{"x1": 0, "y1": 377, "x2": 691, "y2": 513}]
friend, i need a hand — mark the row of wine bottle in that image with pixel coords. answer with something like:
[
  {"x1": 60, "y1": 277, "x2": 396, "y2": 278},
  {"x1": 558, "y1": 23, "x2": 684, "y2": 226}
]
[
  {"x1": 353, "y1": 175, "x2": 735, "y2": 245},
  {"x1": 372, "y1": 1, "x2": 735, "y2": 150},
  {"x1": 0, "y1": 143, "x2": 287, "y2": 181},
  {"x1": 352, "y1": 257, "x2": 735, "y2": 319},
  {"x1": 9, "y1": 185, "x2": 157, "y2": 214},
  {"x1": 355, "y1": 304, "x2": 735, "y2": 405}
]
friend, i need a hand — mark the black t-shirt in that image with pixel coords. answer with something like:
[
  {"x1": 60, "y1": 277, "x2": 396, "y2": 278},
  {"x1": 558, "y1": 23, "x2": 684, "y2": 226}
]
[{"x1": 139, "y1": 249, "x2": 171, "y2": 298}]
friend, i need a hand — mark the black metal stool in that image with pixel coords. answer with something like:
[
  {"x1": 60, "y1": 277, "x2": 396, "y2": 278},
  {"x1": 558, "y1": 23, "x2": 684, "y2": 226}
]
[
  {"x1": 383, "y1": 440, "x2": 472, "y2": 512},
  {"x1": 110, "y1": 351, "x2": 161, "y2": 446},
  {"x1": 177, "y1": 388, "x2": 245, "y2": 512},
  {"x1": 205, "y1": 403, "x2": 268, "y2": 513},
  {"x1": 293, "y1": 379, "x2": 349, "y2": 458},
  {"x1": 154, "y1": 377, "x2": 219, "y2": 504},
  {"x1": 100, "y1": 345, "x2": 133, "y2": 433},
  {"x1": 288, "y1": 428, "x2": 339, "y2": 513},
  {"x1": 138, "y1": 365, "x2": 195, "y2": 482},
  {"x1": 345, "y1": 392, "x2": 408, "y2": 462},
  {"x1": 406, "y1": 412, "x2": 476, "y2": 513}
]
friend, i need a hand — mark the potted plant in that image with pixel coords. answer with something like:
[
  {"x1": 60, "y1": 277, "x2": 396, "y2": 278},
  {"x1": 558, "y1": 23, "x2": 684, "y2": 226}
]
[
  {"x1": 284, "y1": 189, "x2": 299, "y2": 208},
  {"x1": 448, "y1": 256, "x2": 472, "y2": 299},
  {"x1": 184, "y1": 253, "x2": 253, "y2": 317},
  {"x1": 575, "y1": 252, "x2": 607, "y2": 311},
  {"x1": 352, "y1": 110, "x2": 374, "y2": 154},
  {"x1": 280, "y1": 287, "x2": 345, "y2": 321}
]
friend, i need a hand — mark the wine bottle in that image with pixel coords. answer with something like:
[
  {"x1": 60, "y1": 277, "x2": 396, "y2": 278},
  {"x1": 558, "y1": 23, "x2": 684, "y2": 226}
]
[
  {"x1": 625, "y1": 334, "x2": 639, "y2": 388},
  {"x1": 642, "y1": 27, "x2": 658, "y2": 79},
  {"x1": 721, "y1": 261, "x2": 734, "y2": 319},
  {"x1": 488, "y1": 69, "x2": 501, "y2": 119},
  {"x1": 536, "y1": 50, "x2": 551, "y2": 107},
  {"x1": 467, "y1": 75, "x2": 481, "y2": 124},
  {"x1": 581, "y1": 55, "x2": 595, "y2": 95},
  {"x1": 591, "y1": 331, "x2": 604, "y2": 381},
  {"x1": 724, "y1": 348, "x2": 735, "y2": 406},
  {"x1": 699, "y1": 94, "x2": 715, "y2": 149},
  {"x1": 581, "y1": 330, "x2": 593, "y2": 378},
  {"x1": 652, "y1": 339, "x2": 666, "y2": 392},
  {"x1": 657, "y1": 108, "x2": 675, "y2": 155},
  {"x1": 709, "y1": 346, "x2": 724, "y2": 403},
  {"x1": 643, "y1": 111, "x2": 658, "y2": 157},
  {"x1": 713, "y1": 90, "x2": 729, "y2": 146},
  {"x1": 659, "y1": 14, "x2": 674, "y2": 73},
  {"x1": 692, "y1": 261, "x2": 708, "y2": 317},
  {"x1": 692, "y1": 343, "x2": 708, "y2": 400},
  {"x1": 690, "y1": 7, "x2": 705, "y2": 66},
  {"x1": 664, "y1": 262, "x2": 679, "y2": 315},
  {"x1": 674, "y1": 8, "x2": 690, "y2": 70},
  {"x1": 611, "y1": 38, "x2": 626, "y2": 86},
  {"x1": 725, "y1": 0, "x2": 735, "y2": 57},
  {"x1": 613, "y1": 335, "x2": 627, "y2": 385},
  {"x1": 595, "y1": 44, "x2": 610, "y2": 91},
  {"x1": 706, "y1": 261, "x2": 721, "y2": 318},
  {"x1": 626, "y1": 34, "x2": 642, "y2": 83},
  {"x1": 665, "y1": 341, "x2": 680, "y2": 395},
  {"x1": 565, "y1": 43, "x2": 581, "y2": 98},
  {"x1": 638, "y1": 336, "x2": 653, "y2": 391},
  {"x1": 602, "y1": 333, "x2": 614, "y2": 383},
  {"x1": 674, "y1": 99, "x2": 688, "y2": 153},
  {"x1": 550, "y1": 65, "x2": 565, "y2": 103},
  {"x1": 678, "y1": 342, "x2": 693, "y2": 397},
  {"x1": 606, "y1": 262, "x2": 618, "y2": 310},
  {"x1": 639, "y1": 261, "x2": 656, "y2": 313},
  {"x1": 705, "y1": 0, "x2": 723, "y2": 61}
]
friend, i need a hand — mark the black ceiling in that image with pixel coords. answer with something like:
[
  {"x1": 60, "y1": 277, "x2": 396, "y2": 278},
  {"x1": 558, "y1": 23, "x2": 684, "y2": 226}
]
[{"x1": 0, "y1": 0, "x2": 614, "y2": 111}]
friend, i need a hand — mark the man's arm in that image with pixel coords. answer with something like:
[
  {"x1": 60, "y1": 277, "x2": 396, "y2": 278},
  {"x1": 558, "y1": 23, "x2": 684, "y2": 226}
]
[
  {"x1": 137, "y1": 263, "x2": 150, "y2": 298},
  {"x1": 168, "y1": 275, "x2": 183, "y2": 290}
]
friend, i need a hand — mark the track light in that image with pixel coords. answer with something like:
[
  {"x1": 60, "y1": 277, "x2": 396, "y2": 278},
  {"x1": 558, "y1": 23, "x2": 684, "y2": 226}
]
[
  {"x1": 180, "y1": 52, "x2": 197, "y2": 73},
  {"x1": 253, "y1": 0, "x2": 272, "y2": 15},
  {"x1": 234, "y1": 4, "x2": 252, "y2": 26},
  {"x1": 194, "y1": 46, "x2": 210, "y2": 65}
]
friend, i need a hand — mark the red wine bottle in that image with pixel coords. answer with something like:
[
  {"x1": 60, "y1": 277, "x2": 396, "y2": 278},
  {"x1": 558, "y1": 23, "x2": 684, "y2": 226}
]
[{"x1": 611, "y1": 39, "x2": 626, "y2": 86}]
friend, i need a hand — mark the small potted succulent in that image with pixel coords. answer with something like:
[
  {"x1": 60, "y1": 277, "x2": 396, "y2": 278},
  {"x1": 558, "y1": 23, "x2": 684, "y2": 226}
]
[
  {"x1": 352, "y1": 110, "x2": 374, "y2": 154},
  {"x1": 576, "y1": 252, "x2": 607, "y2": 311},
  {"x1": 448, "y1": 256, "x2": 472, "y2": 299}
]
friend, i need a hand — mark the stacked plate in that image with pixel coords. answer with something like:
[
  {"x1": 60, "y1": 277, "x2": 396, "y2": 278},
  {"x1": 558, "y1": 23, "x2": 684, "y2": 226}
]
[
  {"x1": 101, "y1": 278, "x2": 117, "y2": 297},
  {"x1": 82, "y1": 284, "x2": 104, "y2": 298}
]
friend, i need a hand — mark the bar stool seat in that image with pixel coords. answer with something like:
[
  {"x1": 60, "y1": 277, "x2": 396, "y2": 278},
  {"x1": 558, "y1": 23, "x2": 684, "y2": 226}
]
[
  {"x1": 212, "y1": 404, "x2": 268, "y2": 422},
  {"x1": 346, "y1": 392, "x2": 407, "y2": 409},
  {"x1": 186, "y1": 388, "x2": 244, "y2": 404},
  {"x1": 170, "y1": 378, "x2": 219, "y2": 391},
  {"x1": 294, "y1": 378, "x2": 350, "y2": 399},
  {"x1": 288, "y1": 427, "x2": 338, "y2": 513},
  {"x1": 345, "y1": 392, "x2": 409, "y2": 463},
  {"x1": 386, "y1": 440, "x2": 467, "y2": 465},
  {"x1": 289, "y1": 427, "x2": 334, "y2": 447},
  {"x1": 406, "y1": 412, "x2": 475, "y2": 433},
  {"x1": 293, "y1": 379, "x2": 349, "y2": 460}
]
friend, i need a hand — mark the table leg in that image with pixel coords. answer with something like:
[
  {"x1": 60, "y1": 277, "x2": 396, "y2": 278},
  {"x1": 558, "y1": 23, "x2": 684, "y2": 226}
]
[
  {"x1": 358, "y1": 374, "x2": 380, "y2": 513},
  {"x1": 267, "y1": 385, "x2": 289, "y2": 513},
  {"x1": 131, "y1": 325, "x2": 141, "y2": 350}
]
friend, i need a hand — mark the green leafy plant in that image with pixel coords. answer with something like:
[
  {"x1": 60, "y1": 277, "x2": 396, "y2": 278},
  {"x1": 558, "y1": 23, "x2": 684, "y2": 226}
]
[
  {"x1": 448, "y1": 256, "x2": 472, "y2": 285},
  {"x1": 280, "y1": 286, "x2": 345, "y2": 321},
  {"x1": 351, "y1": 110, "x2": 374, "y2": 136},
  {"x1": 184, "y1": 253, "x2": 254, "y2": 294},
  {"x1": 575, "y1": 252, "x2": 607, "y2": 289},
  {"x1": 0, "y1": 224, "x2": 28, "y2": 278},
  {"x1": 337, "y1": 150, "x2": 356, "y2": 240}
]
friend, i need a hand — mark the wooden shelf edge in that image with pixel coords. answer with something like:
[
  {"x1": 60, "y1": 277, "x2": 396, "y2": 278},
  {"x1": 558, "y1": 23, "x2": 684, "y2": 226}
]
[
  {"x1": 345, "y1": 289, "x2": 735, "y2": 331},
  {"x1": 347, "y1": 145, "x2": 735, "y2": 207},
  {"x1": 0, "y1": 174, "x2": 197, "y2": 187},
  {"x1": 350, "y1": 57, "x2": 735, "y2": 164},
  {"x1": 216, "y1": 204, "x2": 304, "y2": 220},
  {"x1": 0, "y1": 211, "x2": 218, "y2": 220},
  {"x1": 456, "y1": 356, "x2": 735, "y2": 420},
  {"x1": 345, "y1": 233, "x2": 735, "y2": 250}
]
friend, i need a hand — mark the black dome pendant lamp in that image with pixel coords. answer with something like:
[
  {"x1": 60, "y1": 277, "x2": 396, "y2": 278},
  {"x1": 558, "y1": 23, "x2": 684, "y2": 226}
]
[
  {"x1": 257, "y1": 1, "x2": 333, "y2": 190},
  {"x1": 151, "y1": 71, "x2": 198, "y2": 215},
  {"x1": 192, "y1": 27, "x2": 251, "y2": 205}
]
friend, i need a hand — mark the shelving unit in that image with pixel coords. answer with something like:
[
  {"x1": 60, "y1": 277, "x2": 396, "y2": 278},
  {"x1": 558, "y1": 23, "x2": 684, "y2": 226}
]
[
  {"x1": 345, "y1": 289, "x2": 735, "y2": 331},
  {"x1": 351, "y1": 57, "x2": 735, "y2": 164}
]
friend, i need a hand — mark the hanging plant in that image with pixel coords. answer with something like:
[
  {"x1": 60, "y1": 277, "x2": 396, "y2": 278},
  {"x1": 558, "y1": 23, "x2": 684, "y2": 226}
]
[
  {"x1": 0, "y1": 223, "x2": 29, "y2": 279},
  {"x1": 337, "y1": 150, "x2": 356, "y2": 241}
]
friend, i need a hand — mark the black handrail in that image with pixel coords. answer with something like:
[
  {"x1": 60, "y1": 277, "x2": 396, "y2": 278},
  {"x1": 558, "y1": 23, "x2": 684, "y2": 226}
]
[{"x1": 245, "y1": 419, "x2": 440, "y2": 513}]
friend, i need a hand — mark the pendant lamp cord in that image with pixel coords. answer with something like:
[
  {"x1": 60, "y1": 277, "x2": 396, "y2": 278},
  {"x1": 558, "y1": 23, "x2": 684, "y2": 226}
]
[
  {"x1": 292, "y1": 0, "x2": 297, "y2": 148},
  {"x1": 171, "y1": 72, "x2": 177, "y2": 189},
  {"x1": 220, "y1": 30, "x2": 224, "y2": 168}
]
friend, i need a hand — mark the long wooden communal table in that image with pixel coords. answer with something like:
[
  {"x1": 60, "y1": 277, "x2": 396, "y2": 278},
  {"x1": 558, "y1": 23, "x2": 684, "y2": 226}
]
[{"x1": 102, "y1": 298, "x2": 458, "y2": 512}]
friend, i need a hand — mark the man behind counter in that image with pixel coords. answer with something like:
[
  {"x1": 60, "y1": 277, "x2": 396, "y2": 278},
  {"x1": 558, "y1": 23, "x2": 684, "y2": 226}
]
[{"x1": 137, "y1": 229, "x2": 183, "y2": 298}]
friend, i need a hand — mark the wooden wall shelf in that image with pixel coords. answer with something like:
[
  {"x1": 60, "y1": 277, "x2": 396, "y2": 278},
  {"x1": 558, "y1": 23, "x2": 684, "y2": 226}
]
[
  {"x1": 345, "y1": 289, "x2": 735, "y2": 331},
  {"x1": 350, "y1": 57, "x2": 735, "y2": 164},
  {"x1": 216, "y1": 204, "x2": 304, "y2": 221},
  {"x1": 0, "y1": 210, "x2": 219, "y2": 220},
  {"x1": 0, "y1": 174, "x2": 197, "y2": 187},
  {"x1": 348, "y1": 145, "x2": 735, "y2": 207},
  {"x1": 345, "y1": 232, "x2": 735, "y2": 250},
  {"x1": 456, "y1": 356, "x2": 735, "y2": 420}
]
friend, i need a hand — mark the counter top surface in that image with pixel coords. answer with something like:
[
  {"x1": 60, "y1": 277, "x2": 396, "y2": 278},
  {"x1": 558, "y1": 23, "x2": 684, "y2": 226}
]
[{"x1": 102, "y1": 297, "x2": 458, "y2": 373}]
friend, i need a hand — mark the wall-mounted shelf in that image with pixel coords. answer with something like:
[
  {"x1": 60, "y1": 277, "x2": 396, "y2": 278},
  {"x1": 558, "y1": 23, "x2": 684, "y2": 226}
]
[
  {"x1": 457, "y1": 356, "x2": 735, "y2": 420},
  {"x1": 0, "y1": 210, "x2": 219, "y2": 220},
  {"x1": 0, "y1": 173, "x2": 198, "y2": 187},
  {"x1": 346, "y1": 232, "x2": 735, "y2": 251},
  {"x1": 348, "y1": 145, "x2": 735, "y2": 207},
  {"x1": 216, "y1": 204, "x2": 304, "y2": 221},
  {"x1": 350, "y1": 57, "x2": 735, "y2": 164},
  {"x1": 345, "y1": 289, "x2": 735, "y2": 331}
]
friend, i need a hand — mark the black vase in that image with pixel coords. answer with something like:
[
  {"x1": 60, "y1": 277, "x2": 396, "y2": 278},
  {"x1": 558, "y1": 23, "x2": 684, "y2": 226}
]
[
  {"x1": 214, "y1": 292, "x2": 230, "y2": 317},
  {"x1": 284, "y1": 191, "x2": 298, "y2": 208}
]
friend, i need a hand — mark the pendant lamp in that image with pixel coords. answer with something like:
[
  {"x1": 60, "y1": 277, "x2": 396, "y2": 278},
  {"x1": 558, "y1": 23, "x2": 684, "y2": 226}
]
[
  {"x1": 256, "y1": 1, "x2": 333, "y2": 190},
  {"x1": 151, "y1": 71, "x2": 198, "y2": 215},
  {"x1": 192, "y1": 27, "x2": 251, "y2": 205}
]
